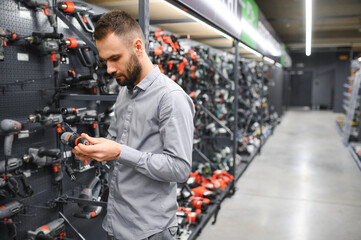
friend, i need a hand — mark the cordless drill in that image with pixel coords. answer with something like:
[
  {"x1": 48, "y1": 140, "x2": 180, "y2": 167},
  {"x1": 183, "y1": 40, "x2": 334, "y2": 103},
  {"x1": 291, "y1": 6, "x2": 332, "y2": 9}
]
[
  {"x1": 0, "y1": 201, "x2": 24, "y2": 219},
  {"x1": 63, "y1": 70, "x2": 98, "y2": 90},
  {"x1": 212, "y1": 169, "x2": 234, "y2": 184},
  {"x1": 20, "y1": 0, "x2": 57, "y2": 29},
  {"x1": 28, "y1": 106, "x2": 64, "y2": 129},
  {"x1": 0, "y1": 27, "x2": 17, "y2": 61},
  {"x1": 60, "y1": 132, "x2": 90, "y2": 148},
  {"x1": 188, "y1": 196, "x2": 210, "y2": 212},
  {"x1": 24, "y1": 32, "x2": 67, "y2": 72},
  {"x1": 23, "y1": 147, "x2": 64, "y2": 183},
  {"x1": 0, "y1": 201, "x2": 24, "y2": 239},
  {"x1": 191, "y1": 186, "x2": 218, "y2": 199},
  {"x1": 27, "y1": 218, "x2": 66, "y2": 240},
  {"x1": 0, "y1": 120, "x2": 33, "y2": 197},
  {"x1": 1, "y1": 119, "x2": 22, "y2": 178},
  {"x1": 65, "y1": 38, "x2": 93, "y2": 67},
  {"x1": 1, "y1": 119, "x2": 22, "y2": 157},
  {"x1": 57, "y1": 1, "x2": 95, "y2": 33},
  {"x1": 0, "y1": 158, "x2": 23, "y2": 174},
  {"x1": 177, "y1": 208, "x2": 203, "y2": 224},
  {"x1": 74, "y1": 175, "x2": 103, "y2": 219}
]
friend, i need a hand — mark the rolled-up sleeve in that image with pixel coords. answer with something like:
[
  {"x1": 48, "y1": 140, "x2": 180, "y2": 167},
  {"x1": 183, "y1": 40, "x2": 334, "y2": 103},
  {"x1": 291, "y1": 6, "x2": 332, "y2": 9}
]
[{"x1": 119, "y1": 90, "x2": 195, "y2": 183}]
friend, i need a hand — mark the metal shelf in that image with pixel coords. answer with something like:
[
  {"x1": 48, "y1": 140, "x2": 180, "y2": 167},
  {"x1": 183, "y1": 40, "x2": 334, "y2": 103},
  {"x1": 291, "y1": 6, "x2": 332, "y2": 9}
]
[
  {"x1": 60, "y1": 94, "x2": 117, "y2": 101},
  {"x1": 343, "y1": 92, "x2": 361, "y2": 99},
  {"x1": 187, "y1": 183, "x2": 232, "y2": 240},
  {"x1": 348, "y1": 145, "x2": 361, "y2": 171},
  {"x1": 343, "y1": 104, "x2": 349, "y2": 112},
  {"x1": 343, "y1": 99, "x2": 360, "y2": 108},
  {"x1": 335, "y1": 120, "x2": 344, "y2": 136},
  {"x1": 343, "y1": 92, "x2": 351, "y2": 98},
  {"x1": 348, "y1": 76, "x2": 355, "y2": 81},
  {"x1": 184, "y1": 123, "x2": 276, "y2": 240}
]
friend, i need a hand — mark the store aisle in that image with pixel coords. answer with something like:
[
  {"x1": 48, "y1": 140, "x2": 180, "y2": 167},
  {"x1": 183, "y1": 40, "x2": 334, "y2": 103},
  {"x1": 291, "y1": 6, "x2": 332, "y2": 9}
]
[{"x1": 197, "y1": 110, "x2": 361, "y2": 240}]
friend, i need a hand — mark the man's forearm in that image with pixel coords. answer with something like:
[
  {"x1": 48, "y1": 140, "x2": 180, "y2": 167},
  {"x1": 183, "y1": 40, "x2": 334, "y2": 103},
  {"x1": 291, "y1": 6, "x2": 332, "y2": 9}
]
[{"x1": 119, "y1": 145, "x2": 191, "y2": 183}]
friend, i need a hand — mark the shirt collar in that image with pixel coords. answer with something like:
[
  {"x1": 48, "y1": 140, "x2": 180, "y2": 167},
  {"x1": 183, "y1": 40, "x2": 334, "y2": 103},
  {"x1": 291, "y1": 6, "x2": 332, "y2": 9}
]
[{"x1": 134, "y1": 66, "x2": 160, "y2": 91}]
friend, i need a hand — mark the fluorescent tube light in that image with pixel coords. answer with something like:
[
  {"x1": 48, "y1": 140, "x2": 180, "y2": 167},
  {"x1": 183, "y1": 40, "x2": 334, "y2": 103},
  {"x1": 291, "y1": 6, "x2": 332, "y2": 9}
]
[
  {"x1": 161, "y1": 1, "x2": 233, "y2": 40},
  {"x1": 275, "y1": 62, "x2": 282, "y2": 68},
  {"x1": 264, "y1": 56, "x2": 275, "y2": 65},
  {"x1": 305, "y1": 0, "x2": 312, "y2": 56},
  {"x1": 238, "y1": 42, "x2": 262, "y2": 58},
  {"x1": 241, "y1": 19, "x2": 282, "y2": 57}
]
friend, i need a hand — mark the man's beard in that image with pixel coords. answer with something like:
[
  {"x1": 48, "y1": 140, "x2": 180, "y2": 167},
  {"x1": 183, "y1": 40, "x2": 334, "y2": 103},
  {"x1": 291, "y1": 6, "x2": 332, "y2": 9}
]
[{"x1": 112, "y1": 53, "x2": 142, "y2": 88}]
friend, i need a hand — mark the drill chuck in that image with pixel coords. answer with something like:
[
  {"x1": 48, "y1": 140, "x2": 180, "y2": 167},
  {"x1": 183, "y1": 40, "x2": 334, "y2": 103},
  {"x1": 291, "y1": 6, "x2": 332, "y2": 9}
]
[
  {"x1": 57, "y1": 1, "x2": 93, "y2": 13},
  {"x1": 28, "y1": 114, "x2": 39, "y2": 123},
  {"x1": 58, "y1": 2, "x2": 68, "y2": 11},
  {"x1": 22, "y1": 154, "x2": 32, "y2": 163},
  {"x1": 61, "y1": 132, "x2": 90, "y2": 148}
]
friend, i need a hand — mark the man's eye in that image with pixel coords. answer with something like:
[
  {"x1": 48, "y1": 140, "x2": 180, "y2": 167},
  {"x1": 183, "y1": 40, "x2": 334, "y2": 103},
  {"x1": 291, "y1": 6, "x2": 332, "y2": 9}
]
[{"x1": 111, "y1": 56, "x2": 120, "y2": 61}]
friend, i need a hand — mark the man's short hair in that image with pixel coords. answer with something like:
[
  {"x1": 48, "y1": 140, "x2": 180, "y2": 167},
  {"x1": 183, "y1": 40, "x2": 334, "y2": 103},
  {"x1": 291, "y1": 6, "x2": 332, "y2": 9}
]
[{"x1": 94, "y1": 10, "x2": 145, "y2": 45}]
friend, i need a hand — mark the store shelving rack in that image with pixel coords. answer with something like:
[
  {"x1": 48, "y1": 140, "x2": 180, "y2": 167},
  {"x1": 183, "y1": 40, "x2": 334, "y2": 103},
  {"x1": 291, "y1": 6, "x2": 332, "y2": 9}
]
[
  {"x1": 338, "y1": 59, "x2": 361, "y2": 171},
  {"x1": 0, "y1": 0, "x2": 283, "y2": 238},
  {"x1": 342, "y1": 71, "x2": 361, "y2": 145},
  {"x1": 129, "y1": 1, "x2": 279, "y2": 238}
]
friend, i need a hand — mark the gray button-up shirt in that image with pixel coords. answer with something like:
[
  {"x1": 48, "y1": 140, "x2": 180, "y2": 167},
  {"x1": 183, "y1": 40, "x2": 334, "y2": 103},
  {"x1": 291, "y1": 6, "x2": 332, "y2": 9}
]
[{"x1": 103, "y1": 66, "x2": 195, "y2": 240}]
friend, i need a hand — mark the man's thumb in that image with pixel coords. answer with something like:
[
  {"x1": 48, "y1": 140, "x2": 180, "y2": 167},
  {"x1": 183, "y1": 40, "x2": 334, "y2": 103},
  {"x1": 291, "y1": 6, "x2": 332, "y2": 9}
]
[{"x1": 81, "y1": 133, "x2": 101, "y2": 144}]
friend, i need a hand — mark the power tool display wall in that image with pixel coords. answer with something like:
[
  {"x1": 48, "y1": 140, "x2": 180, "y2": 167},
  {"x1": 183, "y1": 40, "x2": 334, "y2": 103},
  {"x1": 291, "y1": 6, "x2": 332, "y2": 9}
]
[
  {"x1": 337, "y1": 60, "x2": 361, "y2": 169},
  {"x1": 0, "y1": 1, "x2": 282, "y2": 240},
  {"x1": 0, "y1": 1, "x2": 111, "y2": 239},
  {"x1": 148, "y1": 29, "x2": 281, "y2": 238}
]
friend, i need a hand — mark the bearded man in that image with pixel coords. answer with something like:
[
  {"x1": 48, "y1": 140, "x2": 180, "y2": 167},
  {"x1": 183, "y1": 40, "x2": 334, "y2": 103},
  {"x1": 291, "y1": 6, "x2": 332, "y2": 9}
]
[{"x1": 72, "y1": 10, "x2": 195, "y2": 240}]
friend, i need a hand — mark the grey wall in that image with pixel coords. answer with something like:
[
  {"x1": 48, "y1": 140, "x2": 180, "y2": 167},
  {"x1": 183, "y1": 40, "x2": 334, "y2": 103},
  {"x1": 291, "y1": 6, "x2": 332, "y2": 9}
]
[
  {"x1": 313, "y1": 68, "x2": 334, "y2": 108},
  {"x1": 289, "y1": 52, "x2": 350, "y2": 111},
  {"x1": 268, "y1": 66, "x2": 284, "y2": 116},
  {"x1": 282, "y1": 70, "x2": 291, "y2": 111},
  {"x1": 290, "y1": 71, "x2": 313, "y2": 107}
]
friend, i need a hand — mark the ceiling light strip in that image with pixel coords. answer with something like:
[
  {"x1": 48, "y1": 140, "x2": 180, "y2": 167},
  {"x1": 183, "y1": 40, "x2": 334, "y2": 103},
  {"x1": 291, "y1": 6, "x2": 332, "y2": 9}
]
[
  {"x1": 264, "y1": 56, "x2": 275, "y2": 65},
  {"x1": 238, "y1": 42, "x2": 262, "y2": 58},
  {"x1": 161, "y1": 1, "x2": 233, "y2": 40},
  {"x1": 305, "y1": 0, "x2": 313, "y2": 56},
  {"x1": 275, "y1": 62, "x2": 282, "y2": 68}
]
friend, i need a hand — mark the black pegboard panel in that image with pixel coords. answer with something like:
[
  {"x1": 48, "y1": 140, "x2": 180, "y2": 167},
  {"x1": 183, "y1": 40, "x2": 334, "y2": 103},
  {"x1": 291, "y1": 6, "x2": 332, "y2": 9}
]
[{"x1": 0, "y1": 1, "x2": 111, "y2": 239}]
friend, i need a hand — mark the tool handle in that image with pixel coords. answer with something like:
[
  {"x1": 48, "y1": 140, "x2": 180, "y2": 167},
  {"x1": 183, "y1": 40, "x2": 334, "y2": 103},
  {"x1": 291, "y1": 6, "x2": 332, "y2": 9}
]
[
  {"x1": 3, "y1": 135, "x2": 13, "y2": 157},
  {"x1": 38, "y1": 147, "x2": 61, "y2": 158},
  {"x1": 75, "y1": 12, "x2": 94, "y2": 33}
]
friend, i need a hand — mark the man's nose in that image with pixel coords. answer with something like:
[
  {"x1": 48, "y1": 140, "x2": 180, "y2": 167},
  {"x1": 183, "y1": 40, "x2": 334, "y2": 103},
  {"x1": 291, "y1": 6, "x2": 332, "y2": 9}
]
[{"x1": 106, "y1": 62, "x2": 116, "y2": 75}]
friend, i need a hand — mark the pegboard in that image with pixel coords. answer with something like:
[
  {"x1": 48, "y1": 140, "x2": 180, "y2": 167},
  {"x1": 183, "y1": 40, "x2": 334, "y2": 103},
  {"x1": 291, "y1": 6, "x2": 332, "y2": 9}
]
[{"x1": 0, "y1": 1, "x2": 111, "y2": 239}]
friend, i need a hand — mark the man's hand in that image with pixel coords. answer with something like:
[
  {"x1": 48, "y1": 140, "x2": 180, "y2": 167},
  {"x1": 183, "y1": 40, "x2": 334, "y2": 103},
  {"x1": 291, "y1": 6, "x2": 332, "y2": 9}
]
[{"x1": 72, "y1": 133, "x2": 122, "y2": 162}]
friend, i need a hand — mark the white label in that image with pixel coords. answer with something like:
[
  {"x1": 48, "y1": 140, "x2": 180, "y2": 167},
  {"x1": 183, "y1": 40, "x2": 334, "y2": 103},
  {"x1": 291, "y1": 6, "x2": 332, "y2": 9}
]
[
  {"x1": 18, "y1": 130, "x2": 30, "y2": 139},
  {"x1": 64, "y1": 151, "x2": 72, "y2": 158},
  {"x1": 17, "y1": 53, "x2": 29, "y2": 62},
  {"x1": 19, "y1": 11, "x2": 31, "y2": 20}
]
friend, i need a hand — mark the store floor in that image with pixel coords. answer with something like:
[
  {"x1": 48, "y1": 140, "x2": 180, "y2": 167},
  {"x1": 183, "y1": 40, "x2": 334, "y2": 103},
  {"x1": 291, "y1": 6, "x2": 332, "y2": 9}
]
[{"x1": 197, "y1": 109, "x2": 361, "y2": 240}]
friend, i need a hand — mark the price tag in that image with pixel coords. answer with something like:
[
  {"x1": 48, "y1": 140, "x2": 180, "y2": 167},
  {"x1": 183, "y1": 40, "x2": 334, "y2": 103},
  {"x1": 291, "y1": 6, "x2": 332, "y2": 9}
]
[
  {"x1": 17, "y1": 53, "x2": 29, "y2": 62},
  {"x1": 63, "y1": 151, "x2": 72, "y2": 158},
  {"x1": 18, "y1": 130, "x2": 30, "y2": 139}
]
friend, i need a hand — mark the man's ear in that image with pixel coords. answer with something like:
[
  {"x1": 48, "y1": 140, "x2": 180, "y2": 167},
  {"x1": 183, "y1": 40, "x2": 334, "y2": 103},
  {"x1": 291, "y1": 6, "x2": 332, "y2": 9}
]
[{"x1": 134, "y1": 38, "x2": 143, "y2": 55}]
